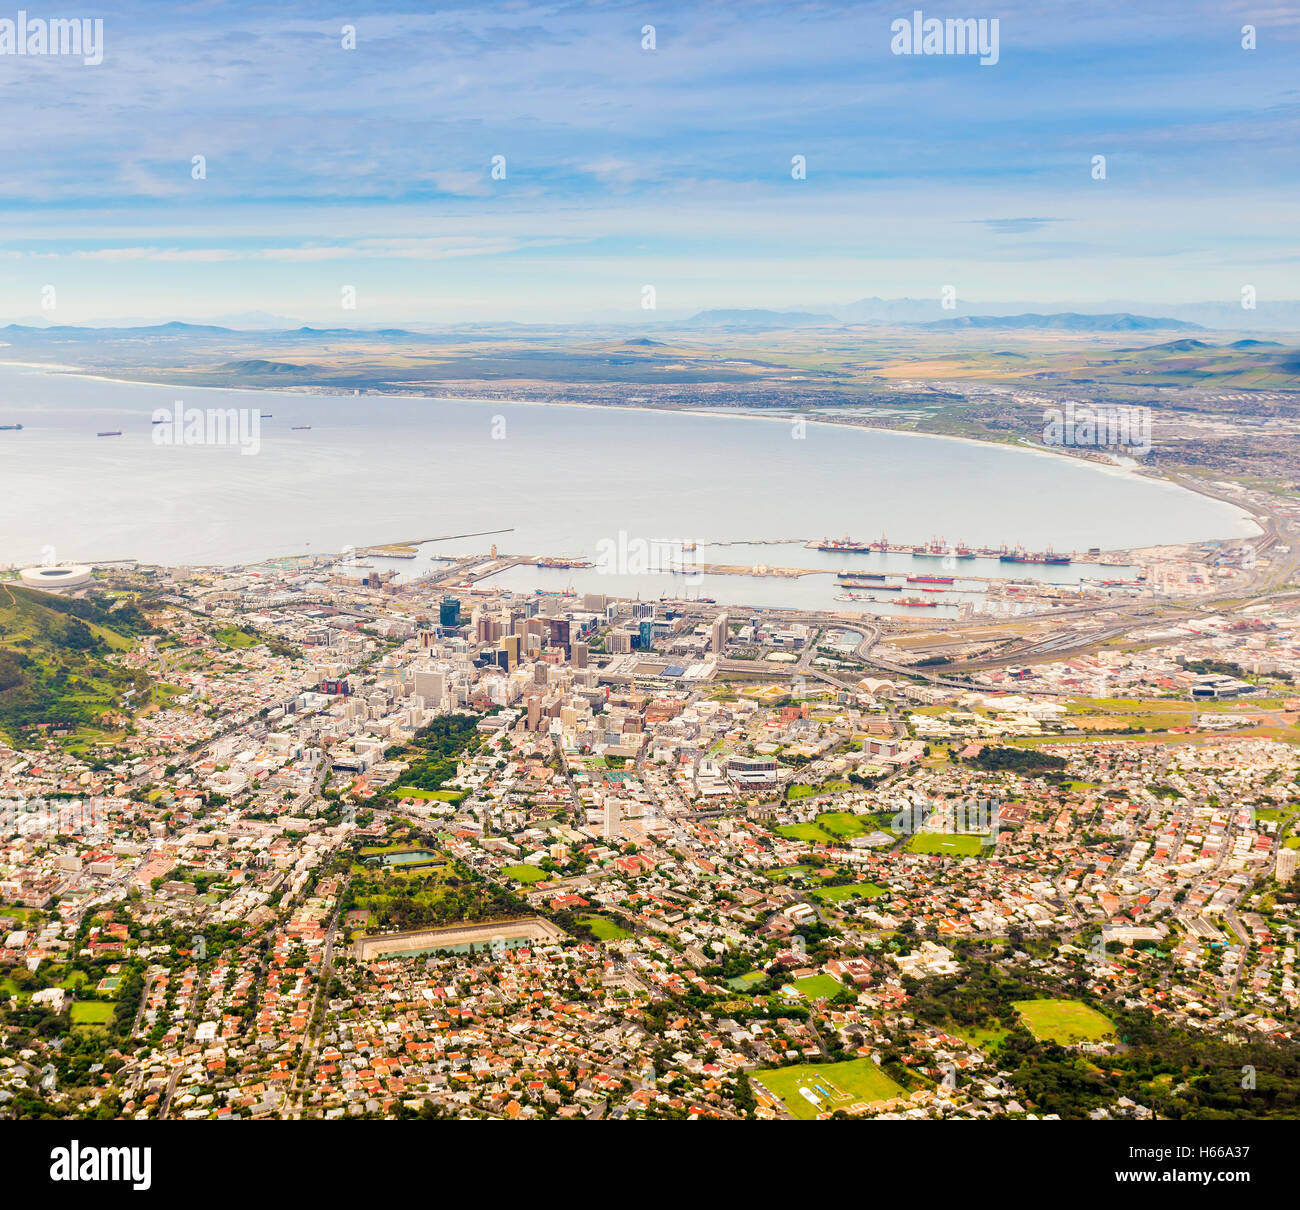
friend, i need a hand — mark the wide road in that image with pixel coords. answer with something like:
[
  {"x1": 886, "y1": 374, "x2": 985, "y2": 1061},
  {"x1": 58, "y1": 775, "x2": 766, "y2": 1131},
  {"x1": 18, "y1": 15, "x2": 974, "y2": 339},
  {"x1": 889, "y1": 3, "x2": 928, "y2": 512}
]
[{"x1": 283, "y1": 880, "x2": 349, "y2": 1119}]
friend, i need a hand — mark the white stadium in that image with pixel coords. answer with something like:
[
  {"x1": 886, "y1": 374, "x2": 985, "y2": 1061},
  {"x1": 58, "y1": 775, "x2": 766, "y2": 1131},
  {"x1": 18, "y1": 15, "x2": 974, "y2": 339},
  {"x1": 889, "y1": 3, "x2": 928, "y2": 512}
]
[{"x1": 19, "y1": 564, "x2": 93, "y2": 592}]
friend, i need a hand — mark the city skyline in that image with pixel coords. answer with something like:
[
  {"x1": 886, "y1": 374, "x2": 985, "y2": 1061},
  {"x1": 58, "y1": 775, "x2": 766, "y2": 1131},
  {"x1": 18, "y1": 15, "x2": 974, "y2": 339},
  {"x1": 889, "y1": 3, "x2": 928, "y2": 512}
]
[{"x1": 2, "y1": 0, "x2": 1300, "y2": 1154}]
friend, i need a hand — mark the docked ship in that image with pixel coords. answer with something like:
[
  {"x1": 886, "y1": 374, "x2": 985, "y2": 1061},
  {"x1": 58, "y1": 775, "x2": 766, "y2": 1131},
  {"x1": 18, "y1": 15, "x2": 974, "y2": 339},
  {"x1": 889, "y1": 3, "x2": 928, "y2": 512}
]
[
  {"x1": 1000, "y1": 549, "x2": 1071, "y2": 565},
  {"x1": 838, "y1": 571, "x2": 885, "y2": 580},
  {"x1": 817, "y1": 536, "x2": 872, "y2": 553},
  {"x1": 898, "y1": 597, "x2": 939, "y2": 607},
  {"x1": 907, "y1": 574, "x2": 954, "y2": 584}
]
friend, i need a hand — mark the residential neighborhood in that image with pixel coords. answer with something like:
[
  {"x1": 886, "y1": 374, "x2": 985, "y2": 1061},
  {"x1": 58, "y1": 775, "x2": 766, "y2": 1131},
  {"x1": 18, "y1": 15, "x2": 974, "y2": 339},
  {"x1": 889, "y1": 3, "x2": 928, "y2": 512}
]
[{"x1": 3, "y1": 555, "x2": 1299, "y2": 1122}]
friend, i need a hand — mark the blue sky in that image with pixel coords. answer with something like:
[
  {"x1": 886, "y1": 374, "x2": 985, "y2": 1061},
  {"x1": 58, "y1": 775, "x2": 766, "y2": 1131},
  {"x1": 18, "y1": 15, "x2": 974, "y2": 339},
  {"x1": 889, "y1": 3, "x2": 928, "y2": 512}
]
[{"x1": 0, "y1": 0, "x2": 1297, "y2": 323}]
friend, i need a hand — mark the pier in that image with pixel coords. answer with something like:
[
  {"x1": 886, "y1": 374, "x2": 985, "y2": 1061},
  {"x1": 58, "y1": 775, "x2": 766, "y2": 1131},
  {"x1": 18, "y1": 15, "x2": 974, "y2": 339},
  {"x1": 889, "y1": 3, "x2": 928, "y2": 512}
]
[{"x1": 357, "y1": 527, "x2": 516, "y2": 558}]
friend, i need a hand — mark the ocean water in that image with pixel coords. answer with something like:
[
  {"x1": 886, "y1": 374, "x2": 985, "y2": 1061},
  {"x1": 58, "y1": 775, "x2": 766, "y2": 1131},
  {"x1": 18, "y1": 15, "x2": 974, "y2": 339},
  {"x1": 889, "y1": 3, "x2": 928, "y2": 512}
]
[{"x1": 0, "y1": 363, "x2": 1256, "y2": 612}]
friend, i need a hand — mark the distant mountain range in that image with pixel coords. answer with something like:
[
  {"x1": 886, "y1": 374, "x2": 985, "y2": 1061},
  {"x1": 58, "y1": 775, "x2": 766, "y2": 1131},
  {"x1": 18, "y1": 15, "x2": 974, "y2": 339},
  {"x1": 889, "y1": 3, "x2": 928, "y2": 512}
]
[
  {"x1": 5, "y1": 310, "x2": 305, "y2": 330},
  {"x1": 0, "y1": 306, "x2": 1294, "y2": 348},
  {"x1": 918, "y1": 312, "x2": 1202, "y2": 333},
  {"x1": 820, "y1": 297, "x2": 1300, "y2": 331},
  {"x1": 0, "y1": 321, "x2": 438, "y2": 345},
  {"x1": 680, "y1": 308, "x2": 1201, "y2": 332},
  {"x1": 7, "y1": 295, "x2": 1300, "y2": 334}
]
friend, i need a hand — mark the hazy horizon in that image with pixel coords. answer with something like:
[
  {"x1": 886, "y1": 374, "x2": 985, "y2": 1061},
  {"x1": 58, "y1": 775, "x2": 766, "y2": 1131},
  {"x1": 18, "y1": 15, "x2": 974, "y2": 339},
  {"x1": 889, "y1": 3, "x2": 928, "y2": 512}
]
[{"x1": 5, "y1": 297, "x2": 1300, "y2": 333}]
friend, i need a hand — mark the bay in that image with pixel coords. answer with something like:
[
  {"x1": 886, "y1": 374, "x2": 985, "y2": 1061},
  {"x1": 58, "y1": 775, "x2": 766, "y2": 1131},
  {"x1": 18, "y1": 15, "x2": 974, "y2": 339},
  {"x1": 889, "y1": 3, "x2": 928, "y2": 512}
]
[{"x1": 0, "y1": 363, "x2": 1256, "y2": 614}]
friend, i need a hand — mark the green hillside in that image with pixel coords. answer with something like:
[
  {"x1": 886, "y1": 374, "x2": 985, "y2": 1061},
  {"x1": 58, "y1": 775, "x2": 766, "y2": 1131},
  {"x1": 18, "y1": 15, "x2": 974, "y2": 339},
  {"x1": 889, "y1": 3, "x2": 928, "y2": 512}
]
[{"x1": 0, "y1": 582, "x2": 151, "y2": 743}]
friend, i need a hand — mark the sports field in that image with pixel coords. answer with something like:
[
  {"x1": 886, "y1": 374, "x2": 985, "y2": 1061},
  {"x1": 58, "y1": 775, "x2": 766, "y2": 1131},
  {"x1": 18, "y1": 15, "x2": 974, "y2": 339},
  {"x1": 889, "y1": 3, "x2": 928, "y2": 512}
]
[
  {"x1": 775, "y1": 822, "x2": 833, "y2": 844},
  {"x1": 503, "y1": 864, "x2": 548, "y2": 883},
  {"x1": 757, "y1": 1058, "x2": 904, "y2": 1120},
  {"x1": 70, "y1": 1001, "x2": 115, "y2": 1025},
  {"x1": 789, "y1": 974, "x2": 844, "y2": 1000},
  {"x1": 579, "y1": 914, "x2": 632, "y2": 940},
  {"x1": 906, "y1": 833, "x2": 983, "y2": 856},
  {"x1": 810, "y1": 882, "x2": 887, "y2": 903},
  {"x1": 765, "y1": 864, "x2": 821, "y2": 882},
  {"x1": 393, "y1": 786, "x2": 466, "y2": 802},
  {"x1": 1013, "y1": 998, "x2": 1114, "y2": 1044}
]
